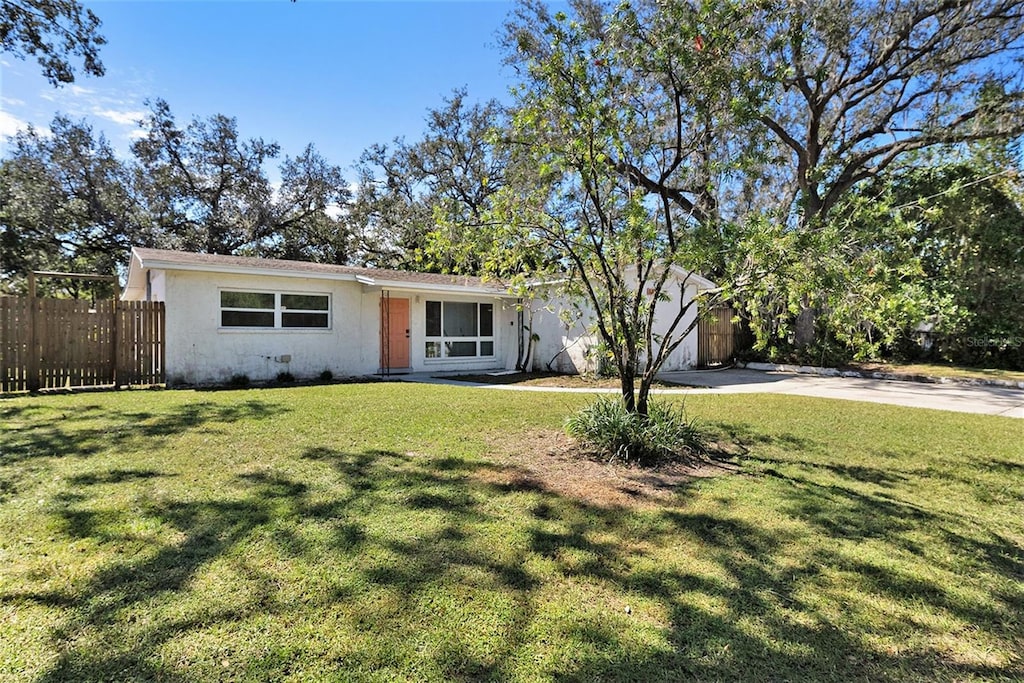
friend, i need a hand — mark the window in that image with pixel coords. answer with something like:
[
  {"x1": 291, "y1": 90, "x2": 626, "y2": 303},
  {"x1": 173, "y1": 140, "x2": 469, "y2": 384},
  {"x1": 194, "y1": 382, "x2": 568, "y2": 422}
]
[
  {"x1": 424, "y1": 301, "x2": 494, "y2": 359},
  {"x1": 281, "y1": 293, "x2": 329, "y2": 328},
  {"x1": 220, "y1": 290, "x2": 329, "y2": 329},
  {"x1": 221, "y1": 291, "x2": 274, "y2": 327}
]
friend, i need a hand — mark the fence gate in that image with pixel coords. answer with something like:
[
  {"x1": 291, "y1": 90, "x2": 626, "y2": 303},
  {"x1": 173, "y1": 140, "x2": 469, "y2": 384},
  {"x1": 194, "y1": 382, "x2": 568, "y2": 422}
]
[
  {"x1": 697, "y1": 306, "x2": 737, "y2": 367},
  {"x1": 0, "y1": 297, "x2": 165, "y2": 392}
]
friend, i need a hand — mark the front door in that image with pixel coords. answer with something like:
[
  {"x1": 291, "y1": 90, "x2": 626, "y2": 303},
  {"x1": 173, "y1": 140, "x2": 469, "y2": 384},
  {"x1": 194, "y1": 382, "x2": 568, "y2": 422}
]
[{"x1": 380, "y1": 296, "x2": 410, "y2": 370}]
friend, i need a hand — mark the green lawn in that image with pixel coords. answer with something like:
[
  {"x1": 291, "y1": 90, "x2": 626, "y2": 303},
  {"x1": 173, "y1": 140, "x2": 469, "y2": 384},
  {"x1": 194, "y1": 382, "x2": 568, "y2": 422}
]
[
  {"x1": 1, "y1": 384, "x2": 1022, "y2": 682},
  {"x1": 846, "y1": 361, "x2": 1024, "y2": 383}
]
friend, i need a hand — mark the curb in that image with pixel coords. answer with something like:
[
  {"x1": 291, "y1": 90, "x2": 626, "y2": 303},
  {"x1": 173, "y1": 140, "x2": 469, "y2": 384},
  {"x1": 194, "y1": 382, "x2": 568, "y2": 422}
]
[{"x1": 740, "y1": 362, "x2": 1024, "y2": 390}]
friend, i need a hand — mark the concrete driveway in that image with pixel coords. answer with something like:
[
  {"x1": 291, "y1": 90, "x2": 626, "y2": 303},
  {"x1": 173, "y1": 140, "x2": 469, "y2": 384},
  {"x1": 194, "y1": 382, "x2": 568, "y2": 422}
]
[{"x1": 658, "y1": 369, "x2": 1024, "y2": 418}]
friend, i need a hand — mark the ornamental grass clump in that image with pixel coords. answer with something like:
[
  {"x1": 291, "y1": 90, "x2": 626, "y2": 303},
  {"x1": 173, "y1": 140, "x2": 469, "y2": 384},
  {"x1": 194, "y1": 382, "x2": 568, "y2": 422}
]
[{"x1": 565, "y1": 395, "x2": 706, "y2": 466}]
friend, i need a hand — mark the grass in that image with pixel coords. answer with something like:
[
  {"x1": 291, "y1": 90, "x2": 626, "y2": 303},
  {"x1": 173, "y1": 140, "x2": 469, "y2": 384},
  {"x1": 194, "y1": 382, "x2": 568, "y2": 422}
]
[
  {"x1": 846, "y1": 361, "x2": 1024, "y2": 383},
  {"x1": 1, "y1": 383, "x2": 1022, "y2": 682}
]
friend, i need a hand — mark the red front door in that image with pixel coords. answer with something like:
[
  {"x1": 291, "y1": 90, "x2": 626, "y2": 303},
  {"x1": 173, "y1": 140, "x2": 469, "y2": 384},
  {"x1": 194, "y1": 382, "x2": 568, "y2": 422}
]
[{"x1": 380, "y1": 297, "x2": 410, "y2": 370}]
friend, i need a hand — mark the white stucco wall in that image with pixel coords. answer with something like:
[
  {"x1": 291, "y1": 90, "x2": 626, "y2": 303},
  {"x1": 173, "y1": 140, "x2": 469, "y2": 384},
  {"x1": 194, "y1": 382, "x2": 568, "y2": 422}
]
[
  {"x1": 149, "y1": 270, "x2": 166, "y2": 301},
  {"x1": 528, "y1": 294, "x2": 598, "y2": 374},
  {"x1": 527, "y1": 273, "x2": 703, "y2": 375},
  {"x1": 157, "y1": 269, "x2": 516, "y2": 384},
  {"x1": 162, "y1": 269, "x2": 366, "y2": 384},
  {"x1": 651, "y1": 282, "x2": 701, "y2": 371}
]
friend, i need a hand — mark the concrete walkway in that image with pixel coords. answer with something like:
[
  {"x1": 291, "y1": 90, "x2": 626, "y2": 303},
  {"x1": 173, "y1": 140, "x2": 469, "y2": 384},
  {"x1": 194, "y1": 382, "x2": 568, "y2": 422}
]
[{"x1": 399, "y1": 368, "x2": 1024, "y2": 418}]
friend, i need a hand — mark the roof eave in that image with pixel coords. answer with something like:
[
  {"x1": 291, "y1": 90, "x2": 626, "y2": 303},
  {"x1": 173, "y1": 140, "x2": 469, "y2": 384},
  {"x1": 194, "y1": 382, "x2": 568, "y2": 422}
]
[
  {"x1": 135, "y1": 257, "x2": 362, "y2": 283},
  {"x1": 133, "y1": 252, "x2": 509, "y2": 297},
  {"x1": 364, "y1": 280, "x2": 510, "y2": 297},
  {"x1": 121, "y1": 247, "x2": 147, "y2": 300}
]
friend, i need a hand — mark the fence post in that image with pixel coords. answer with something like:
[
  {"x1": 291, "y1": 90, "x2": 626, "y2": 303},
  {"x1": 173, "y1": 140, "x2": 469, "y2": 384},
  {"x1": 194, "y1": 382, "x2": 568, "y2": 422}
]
[
  {"x1": 27, "y1": 272, "x2": 39, "y2": 391},
  {"x1": 111, "y1": 299, "x2": 119, "y2": 388}
]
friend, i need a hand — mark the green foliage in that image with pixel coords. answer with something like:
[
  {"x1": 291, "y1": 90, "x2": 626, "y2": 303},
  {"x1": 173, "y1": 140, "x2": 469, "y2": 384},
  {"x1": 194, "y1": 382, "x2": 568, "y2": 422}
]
[
  {"x1": 0, "y1": 0, "x2": 106, "y2": 85},
  {"x1": 0, "y1": 102, "x2": 354, "y2": 293},
  {"x1": 275, "y1": 371, "x2": 295, "y2": 384},
  {"x1": 749, "y1": 1, "x2": 1024, "y2": 232},
  {"x1": 351, "y1": 89, "x2": 509, "y2": 272},
  {"x1": 263, "y1": 144, "x2": 353, "y2": 264},
  {"x1": 733, "y1": 140, "x2": 1024, "y2": 369},
  {"x1": 318, "y1": 369, "x2": 334, "y2": 382},
  {"x1": 0, "y1": 116, "x2": 144, "y2": 296},
  {"x1": 734, "y1": 190, "x2": 940, "y2": 364},
  {"x1": 491, "y1": 0, "x2": 770, "y2": 413},
  {"x1": 131, "y1": 99, "x2": 281, "y2": 255},
  {"x1": 718, "y1": 1, "x2": 1024, "y2": 363},
  {"x1": 565, "y1": 395, "x2": 705, "y2": 465},
  {"x1": 893, "y1": 152, "x2": 1024, "y2": 369}
]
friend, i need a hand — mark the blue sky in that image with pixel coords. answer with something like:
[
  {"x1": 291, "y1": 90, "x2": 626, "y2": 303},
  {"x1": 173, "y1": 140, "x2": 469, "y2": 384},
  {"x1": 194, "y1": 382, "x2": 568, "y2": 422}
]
[{"x1": 0, "y1": 1, "x2": 519, "y2": 176}]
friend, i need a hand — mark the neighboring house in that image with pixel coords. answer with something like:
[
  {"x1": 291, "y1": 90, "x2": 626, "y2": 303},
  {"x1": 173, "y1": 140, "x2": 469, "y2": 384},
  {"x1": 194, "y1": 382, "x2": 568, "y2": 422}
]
[{"x1": 122, "y1": 247, "x2": 714, "y2": 384}]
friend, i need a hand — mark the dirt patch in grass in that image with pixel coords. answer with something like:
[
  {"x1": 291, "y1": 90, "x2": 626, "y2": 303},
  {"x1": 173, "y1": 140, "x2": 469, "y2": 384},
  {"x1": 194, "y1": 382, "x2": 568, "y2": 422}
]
[
  {"x1": 440, "y1": 371, "x2": 686, "y2": 389},
  {"x1": 482, "y1": 428, "x2": 736, "y2": 509}
]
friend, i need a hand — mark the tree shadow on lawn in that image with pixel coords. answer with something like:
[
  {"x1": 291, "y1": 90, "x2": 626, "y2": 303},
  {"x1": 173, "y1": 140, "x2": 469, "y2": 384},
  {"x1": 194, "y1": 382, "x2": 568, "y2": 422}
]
[
  {"x1": 2, "y1": 398, "x2": 285, "y2": 461},
  {"x1": 6, "y1": 442, "x2": 1022, "y2": 681},
  {"x1": 0, "y1": 398, "x2": 287, "y2": 503}
]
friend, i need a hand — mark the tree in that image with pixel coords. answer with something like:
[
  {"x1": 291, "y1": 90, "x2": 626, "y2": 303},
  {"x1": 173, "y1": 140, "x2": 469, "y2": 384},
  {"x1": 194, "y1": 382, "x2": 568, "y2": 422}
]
[
  {"x1": 131, "y1": 99, "x2": 281, "y2": 255},
  {"x1": 754, "y1": 0, "x2": 1024, "y2": 233},
  {"x1": 490, "y1": 0, "x2": 766, "y2": 415},
  {"x1": 725, "y1": 0, "x2": 1024, "y2": 355},
  {"x1": 1, "y1": 100, "x2": 355, "y2": 286},
  {"x1": 0, "y1": 115, "x2": 146, "y2": 297},
  {"x1": 262, "y1": 144, "x2": 354, "y2": 264},
  {"x1": 350, "y1": 141, "x2": 434, "y2": 269},
  {"x1": 883, "y1": 146, "x2": 1024, "y2": 368},
  {"x1": 351, "y1": 89, "x2": 510, "y2": 272},
  {"x1": 0, "y1": 0, "x2": 105, "y2": 85}
]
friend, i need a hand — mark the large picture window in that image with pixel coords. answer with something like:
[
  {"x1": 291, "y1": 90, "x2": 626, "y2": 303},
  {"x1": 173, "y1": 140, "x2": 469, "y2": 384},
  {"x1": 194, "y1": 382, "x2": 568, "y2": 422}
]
[
  {"x1": 425, "y1": 301, "x2": 494, "y2": 359},
  {"x1": 221, "y1": 290, "x2": 329, "y2": 329}
]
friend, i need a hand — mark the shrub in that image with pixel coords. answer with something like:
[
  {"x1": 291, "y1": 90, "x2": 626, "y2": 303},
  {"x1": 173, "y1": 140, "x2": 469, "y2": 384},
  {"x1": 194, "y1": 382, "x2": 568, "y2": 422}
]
[
  {"x1": 228, "y1": 374, "x2": 250, "y2": 388},
  {"x1": 565, "y1": 395, "x2": 705, "y2": 466},
  {"x1": 276, "y1": 371, "x2": 295, "y2": 383},
  {"x1": 319, "y1": 369, "x2": 334, "y2": 382}
]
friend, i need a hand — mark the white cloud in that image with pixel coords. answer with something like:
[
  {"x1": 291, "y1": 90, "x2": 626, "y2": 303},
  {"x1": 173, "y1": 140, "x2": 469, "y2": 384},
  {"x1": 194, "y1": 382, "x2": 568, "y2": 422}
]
[
  {"x1": 13, "y1": 78, "x2": 151, "y2": 156},
  {"x1": 2, "y1": 97, "x2": 26, "y2": 107},
  {"x1": 0, "y1": 110, "x2": 34, "y2": 138},
  {"x1": 93, "y1": 108, "x2": 147, "y2": 126},
  {"x1": 127, "y1": 128, "x2": 148, "y2": 140}
]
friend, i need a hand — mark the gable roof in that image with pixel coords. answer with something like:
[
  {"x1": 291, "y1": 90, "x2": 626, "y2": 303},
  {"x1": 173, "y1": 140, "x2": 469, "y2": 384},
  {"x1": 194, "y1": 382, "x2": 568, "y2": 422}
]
[{"x1": 123, "y1": 247, "x2": 510, "y2": 300}]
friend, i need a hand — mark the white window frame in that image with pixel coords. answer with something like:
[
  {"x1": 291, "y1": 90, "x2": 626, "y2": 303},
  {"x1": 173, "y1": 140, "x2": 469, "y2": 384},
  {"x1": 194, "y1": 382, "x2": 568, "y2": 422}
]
[
  {"x1": 219, "y1": 289, "x2": 331, "y2": 330},
  {"x1": 424, "y1": 300, "x2": 495, "y2": 360}
]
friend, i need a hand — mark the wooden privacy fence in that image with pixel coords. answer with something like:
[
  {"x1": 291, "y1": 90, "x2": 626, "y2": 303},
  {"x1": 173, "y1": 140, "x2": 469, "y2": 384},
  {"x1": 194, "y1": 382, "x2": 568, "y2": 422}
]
[
  {"x1": 697, "y1": 306, "x2": 739, "y2": 367},
  {"x1": 0, "y1": 297, "x2": 165, "y2": 392}
]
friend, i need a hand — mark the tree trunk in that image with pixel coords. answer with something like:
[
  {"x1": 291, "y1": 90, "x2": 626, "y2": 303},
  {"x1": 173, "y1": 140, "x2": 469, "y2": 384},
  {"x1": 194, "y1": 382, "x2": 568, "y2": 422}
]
[
  {"x1": 794, "y1": 298, "x2": 816, "y2": 349},
  {"x1": 619, "y1": 371, "x2": 636, "y2": 413},
  {"x1": 636, "y1": 374, "x2": 651, "y2": 417}
]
